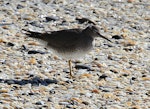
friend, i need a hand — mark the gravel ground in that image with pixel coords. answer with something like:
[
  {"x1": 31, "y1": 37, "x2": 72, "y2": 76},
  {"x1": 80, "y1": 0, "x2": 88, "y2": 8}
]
[{"x1": 0, "y1": 0, "x2": 150, "y2": 109}]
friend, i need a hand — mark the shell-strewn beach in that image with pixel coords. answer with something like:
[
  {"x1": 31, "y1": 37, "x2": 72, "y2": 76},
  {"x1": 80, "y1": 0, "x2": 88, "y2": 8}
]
[{"x1": 0, "y1": 0, "x2": 150, "y2": 108}]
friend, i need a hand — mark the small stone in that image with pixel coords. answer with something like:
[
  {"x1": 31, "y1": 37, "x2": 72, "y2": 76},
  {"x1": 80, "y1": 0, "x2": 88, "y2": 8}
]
[
  {"x1": 122, "y1": 39, "x2": 136, "y2": 46},
  {"x1": 44, "y1": 79, "x2": 58, "y2": 84},
  {"x1": 91, "y1": 89, "x2": 99, "y2": 94},
  {"x1": 75, "y1": 64, "x2": 91, "y2": 70},
  {"x1": 127, "y1": 0, "x2": 135, "y2": 3},
  {"x1": 2, "y1": 25, "x2": 9, "y2": 29},
  {"x1": 112, "y1": 35, "x2": 123, "y2": 39},
  {"x1": 99, "y1": 86, "x2": 111, "y2": 92},
  {"x1": 29, "y1": 58, "x2": 36, "y2": 64},
  {"x1": 17, "y1": 4, "x2": 24, "y2": 9},
  {"x1": 22, "y1": 15, "x2": 33, "y2": 21},
  {"x1": 80, "y1": 73, "x2": 92, "y2": 78},
  {"x1": 0, "y1": 38, "x2": 5, "y2": 43},
  {"x1": 71, "y1": 98, "x2": 82, "y2": 103},
  {"x1": 76, "y1": 17, "x2": 95, "y2": 25},
  {"x1": 0, "y1": 89, "x2": 8, "y2": 93},
  {"x1": 146, "y1": 90, "x2": 150, "y2": 96},
  {"x1": 131, "y1": 77, "x2": 136, "y2": 80},
  {"x1": 29, "y1": 21, "x2": 44, "y2": 28},
  {"x1": 47, "y1": 97, "x2": 52, "y2": 102},
  {"x1": 110, "y1": 69, "x2": 119, "y2": 74},
  {"x1": 28, "y1": 42, "x2": 39, "y2": 46},
  {"x1": 7, "y1": 42, "x2": 15, "y2": 47},
  {"x1": 142, "y1": 77, "x2": 150, "y2": 81},
  {"x1": 28, "y1": 50, "x2": 45, "y2": 54},
  {"x1": 98, "y1": 74, "x2": 108, "y2": 80},
  {"x1": 42, "y1": 0, "x2": 50, "y2": 4},
  {"x1": 35, "y1": 101, "x2": 44, "y2": 105},
  {"x1": 59, "y1": 102, "x2": 70, "y2": 105},
  {"x1": 103, "y1": 93, "x2": 114, "y2": 99},
  {"x1": 82, "y1": 101, "x2": 89, "y2": 105},
  {"x1": 123, "y1": 47, "x2": 133, "y2": 52},
  {"x1": 45, "y1": 16, "x2": 59, "y2": 22}
]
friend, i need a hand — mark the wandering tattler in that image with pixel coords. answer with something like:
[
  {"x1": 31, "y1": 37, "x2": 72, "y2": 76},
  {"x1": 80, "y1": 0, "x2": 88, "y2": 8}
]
[{"x1": 23, "y1": 25, "x2": 111, "y2": 77}]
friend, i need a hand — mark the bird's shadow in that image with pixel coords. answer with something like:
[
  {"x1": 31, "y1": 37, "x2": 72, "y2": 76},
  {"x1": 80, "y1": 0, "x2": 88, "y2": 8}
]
[{"x1": 0, "y1": 76, "x2": 58, "y2": 86}]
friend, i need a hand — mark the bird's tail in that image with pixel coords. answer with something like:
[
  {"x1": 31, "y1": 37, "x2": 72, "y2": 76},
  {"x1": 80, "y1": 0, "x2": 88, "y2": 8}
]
[{"x1": 22, "y1": 29, "x2": 45, "y2": 41}]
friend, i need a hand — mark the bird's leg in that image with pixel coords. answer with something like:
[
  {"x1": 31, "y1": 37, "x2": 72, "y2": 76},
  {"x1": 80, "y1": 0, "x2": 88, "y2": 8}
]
[{"x1": 68, "y1": 60, "x2": 73, "y2": 78}]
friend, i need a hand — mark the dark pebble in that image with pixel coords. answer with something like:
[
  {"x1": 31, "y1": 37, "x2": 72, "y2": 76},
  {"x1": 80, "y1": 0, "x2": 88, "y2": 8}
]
[
  {"x1": 110, "y1": 69, "x2": 118, "y2": 73},
  {"x1": 63, "y1": 68, "x2": 69, "y2": 73},
  {"x1": 100, "y1": 106, "x2": 107, "y2": 109},
  {"x1": 145, "y1": 91, "x2": 150, "y2": 96},
  {"x1": 65, "y1": 80, "x2": 73, "y2": 84},
  {"x1": 122, "y1": 74, "x2": 129, "y2": 77},
  {"x1": 132, "y1": 25, "x2": 143, "y2": 30},
  {"x1": 43, "y1": 105, "x2": 48, "y2": 108},
  {"x1": 49, "y1": 89, "x2": 55, "y2": 94},
  {"x1": 123, "y1": 48, "x2": 133, "y2": 51},
  {"x1": 127, "y1": 92, "x2": 133, "y2": 95},
  {"x1": 47, "y1": 97, "x2": 52, "y2": 102},
  {"x1": 112, "y1": 35, "x2": 123, "y2": 39},
  {"x1": 103, "y1": 43, "x2": 113, "y2": 47},
  {"x1": 142, "y1": 75, "x2": 147, "y2": 77},
  {"x1": 101, "y1": 89, "x2": 110, "y2": 92},
  {"x1": 12, "y1": 85, "x2": 19, "y2": 90},
  {"x1": 131, "y1": 77, "x2": 136, "y2": 80},
  {"x1": 76, "y1": 17, "x2": 96, "y2": 25},
  {"x1": 21, "y1": 45, "x2": 28, "y2": 51},
  {"x1": 28, "y1": 92, "x2": 35, "y2": 96},
  {"x1": 28, "y1": 74, "x2": 34, "y2": 78},
  {"x1": 7, "y1": 42, "x2": 15, "y2": 46},
  {"x1": 44, "y1": 78, "x2": 58, "y2": 84},
  {"x1": 82, "y1": 101, "x2": 89, "y2": 105},
  {"x1": 75, "y1": 64, "x2": 91, "y2": 70},
  {"x1": 35, "y1": 101, "x2": 43, "y2": 105},
  {"x1": 28, "y1": 50, "x2": 46, "y2": 54},
  {"x1": 94, "y1": 57, "x2": 98, "y2": 60},
  {"x1": 45, "y1": 16, "x2": 59, "y2": 22},
  {"x1": 0, "y1": 79, "x2": 3, "y2": 82},
  {"x1": 17, "y1": 4, "x2": 24, "y2": 9},
  {"x1": 98, "y1": 74, "x2": 108, "y2": 80},
  {"x1": 29, "y1": 21, "x2": 44, "y2": 28},
  {"x1": 129, "y1": 61, "x2": 137, "y2": 65},
  {"x1": 70, "y1": 100, "x2": 78, "y2": 105}
]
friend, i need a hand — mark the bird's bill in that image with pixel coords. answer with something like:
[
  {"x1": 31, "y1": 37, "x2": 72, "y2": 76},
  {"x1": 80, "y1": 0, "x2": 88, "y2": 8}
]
[{"x1": 97, "y1": 32, "x2": 112, "y2": 42}]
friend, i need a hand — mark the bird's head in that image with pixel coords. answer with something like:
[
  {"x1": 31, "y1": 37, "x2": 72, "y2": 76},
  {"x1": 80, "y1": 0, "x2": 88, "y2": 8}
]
[{"x1": 83, "y1": 25, "x2": 111, "y2": 42}]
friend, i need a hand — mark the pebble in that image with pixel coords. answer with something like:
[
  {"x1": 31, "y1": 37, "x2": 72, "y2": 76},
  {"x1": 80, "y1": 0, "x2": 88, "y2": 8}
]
[
  {"x1": 98, "y1": 74, "x2": 108, "y2": 80},
  {"x1": 112, "y1": 35, "x2": 123, "y2": 39},
  {"x1": 35, "y1": 101, "x2": 45, "y2": 105},
  {"x1": 45, "y1": 16, "x2": 60, "y2": 22},
  {"x1": 75, "y1": 64, "x2": 91, "y2": 70},
  {"x1": 7, "y1": 42, "x2": 15, "y2": 47},
  {"x1": 28, "y1": 50, "x2": 46, "y2": 54}
]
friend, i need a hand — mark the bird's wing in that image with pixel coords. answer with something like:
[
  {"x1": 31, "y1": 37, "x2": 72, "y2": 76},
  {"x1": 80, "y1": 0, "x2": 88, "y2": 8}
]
[
  {"x1": 46, "y1": 29, "x2": 82, "y2": 48},
  {"x1": 23, "y1": 28, "x2": 83, "y2": 49}
]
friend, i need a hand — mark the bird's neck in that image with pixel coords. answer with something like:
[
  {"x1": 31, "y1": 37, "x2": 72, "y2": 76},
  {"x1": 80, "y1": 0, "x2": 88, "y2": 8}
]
[{"x1": 82, "y1": 29, "x2": 94, "y2": 37}]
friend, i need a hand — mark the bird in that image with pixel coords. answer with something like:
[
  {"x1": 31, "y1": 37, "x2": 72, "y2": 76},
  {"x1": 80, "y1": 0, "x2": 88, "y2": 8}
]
[{"x1": 23, "y1": 25, "x2": 111, "y2": 78}]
